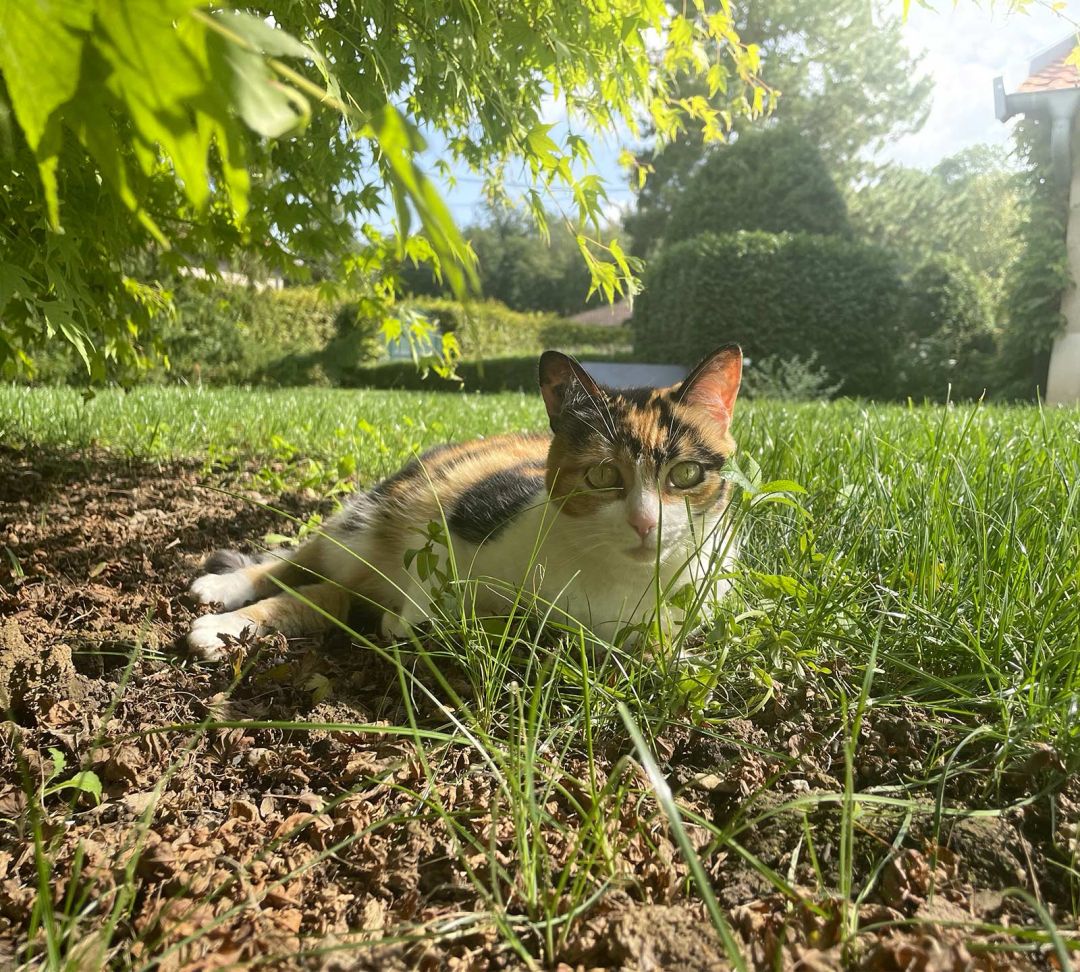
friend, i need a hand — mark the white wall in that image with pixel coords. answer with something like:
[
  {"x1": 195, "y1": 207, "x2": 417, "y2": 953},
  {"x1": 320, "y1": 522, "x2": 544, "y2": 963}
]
[{"x1": 1046, "y1": 115, "x2": 1080, "y2": 404}]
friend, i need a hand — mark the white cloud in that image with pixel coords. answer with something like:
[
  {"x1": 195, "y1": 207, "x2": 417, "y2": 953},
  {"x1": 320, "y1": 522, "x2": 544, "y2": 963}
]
[{"x1": 884, "y1": 1, "x2": 1079, "y2": 169}]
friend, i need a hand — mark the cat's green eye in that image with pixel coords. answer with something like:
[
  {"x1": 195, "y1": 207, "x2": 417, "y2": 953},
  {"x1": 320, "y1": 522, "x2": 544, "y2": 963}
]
[
  {"x1": 585, "y1": 464, "x2": 621, "y2": 489},
  {"x1": 668, "y1": 460, "x2": 705, "y2": 489}
]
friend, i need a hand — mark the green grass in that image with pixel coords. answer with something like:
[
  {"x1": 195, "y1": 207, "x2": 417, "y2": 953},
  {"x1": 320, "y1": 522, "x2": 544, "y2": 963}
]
[
  {"x1": 5, "y1": 385, "x2": 1079, "y2": 756},
  {"x1": 1, "y1": 385, "x2": 545, "y2": 472},
  {"x1": 6, "y1": 384, "x2": 1080, "y2": 968}
]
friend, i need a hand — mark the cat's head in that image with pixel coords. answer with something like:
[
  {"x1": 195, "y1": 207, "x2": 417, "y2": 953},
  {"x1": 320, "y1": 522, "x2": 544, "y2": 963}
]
[{"x1": 538, "y1": 346, "x2": 742, "y2": 563}]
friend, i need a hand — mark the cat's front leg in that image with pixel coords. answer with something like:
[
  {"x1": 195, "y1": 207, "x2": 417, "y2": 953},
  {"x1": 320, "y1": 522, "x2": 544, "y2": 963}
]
[
  {"x1": 188, "y1": 547, "x2": 301, "y2": 610},
  {"x1": 379, "y1": 575, "x2": 432, "y2": 640},
  {"x1": 186, "y1": 581, "x2": 351, "y2": 661},
  {"x1": 189, "y1": 572, "x2": 261, "y2": 611},
  {"x1": 187, "y1": 609, "x2": 265, "y2": 661}
]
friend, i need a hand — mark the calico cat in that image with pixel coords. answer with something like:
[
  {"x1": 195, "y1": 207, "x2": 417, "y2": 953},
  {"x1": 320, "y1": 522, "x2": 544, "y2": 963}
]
[{"x1": 186, "y1": 345, "x2": 743, "y2": 659}]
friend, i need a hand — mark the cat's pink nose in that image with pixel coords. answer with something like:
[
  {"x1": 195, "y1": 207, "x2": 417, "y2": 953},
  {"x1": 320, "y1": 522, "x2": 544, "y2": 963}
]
[{"x1": 628, "y1": 511, "x2": 657, "y2": 540}]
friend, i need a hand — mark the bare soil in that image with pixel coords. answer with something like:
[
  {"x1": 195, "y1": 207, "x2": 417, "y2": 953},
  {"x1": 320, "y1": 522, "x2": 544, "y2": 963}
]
[{"x1": 1, "y1": 446, "x2": 1077, "y2": 970}]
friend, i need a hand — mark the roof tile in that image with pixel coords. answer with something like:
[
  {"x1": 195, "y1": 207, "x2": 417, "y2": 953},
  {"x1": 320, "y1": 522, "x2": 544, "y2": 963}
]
[{"x1": 1018, "y1": 56, "x2": 1080, "y2": 93}]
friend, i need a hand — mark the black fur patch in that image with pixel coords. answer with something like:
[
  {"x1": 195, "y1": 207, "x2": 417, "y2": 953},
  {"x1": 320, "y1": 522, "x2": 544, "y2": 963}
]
[
  {"x1": 338, "y1": 493, "x2": 376, "y2": 532},
  {"x1": 368, "y1": 442, "x2": 460, "y2": 503},
  {"x1": 674, "y1": 428, "x2": 728, "y2": 468},
  {"x1": 202, "y1": 549, "x2": 254, "y2": 574},
  {"x1": 448, "y1": 468, "x2": 544, "y2": 545},
  {"x1": 616, "y1": 386, "x2": 656, "y2": 408}
]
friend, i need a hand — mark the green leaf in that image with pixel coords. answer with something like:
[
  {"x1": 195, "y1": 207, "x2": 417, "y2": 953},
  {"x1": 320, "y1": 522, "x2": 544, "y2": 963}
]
[
  {"x1": 47, "y1": 769, "x2": 103, "y2": 805},
  {"x1": 758, "y1": 479, "x2": 807, "y2": 495},
  {"x1": 214, "y1": 10, "x2": 316, "y2": 61},
  {"x1": 525, "y1": 123, "x2": 560, "y2": 166},
  {"x1": 91, "y1": 0, "x2": 214, "y2": 217},
  {"x1": 215, "y1": 39, "x2": 310, "y2": 138},
  {"x1": 369, "y1": 105, "x2": 478, "y2": 297},
  {"x1": 47, "y1": 747, "x2": 66, "y2": 781},
  {"x1": 0, "y1": 0, "x2": 93, "y2": 225},
  {"x1": 0, "y1": 1, "x2": 91, "y2": 150},
  {"x1": 752, "y1": 572, "x2": 814, "y2": 602}
]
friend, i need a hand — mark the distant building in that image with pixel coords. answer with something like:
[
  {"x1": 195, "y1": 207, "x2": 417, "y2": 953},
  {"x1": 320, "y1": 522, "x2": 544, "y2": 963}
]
[
  {"x1": 567, "y1": 300, "x2": 633, "y2": 327},
  {"x1": 178, "y1": 264, "x2": 284, "y2": 292},
  {"x1": 995, "y1": 37, "x2": 1080, "y2": 403}
]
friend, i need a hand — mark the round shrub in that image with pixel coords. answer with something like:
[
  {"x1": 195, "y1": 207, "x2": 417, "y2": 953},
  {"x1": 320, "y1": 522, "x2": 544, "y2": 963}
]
[
  {"x1": 664, "y1": 127, "x2": 852, "y2": 246},
  {"x1": 898, "y1": 255, "x2": 993, "y2": 401},
  {"x1": 633, "y1": 231, "x2": 904, "y2": 398}
]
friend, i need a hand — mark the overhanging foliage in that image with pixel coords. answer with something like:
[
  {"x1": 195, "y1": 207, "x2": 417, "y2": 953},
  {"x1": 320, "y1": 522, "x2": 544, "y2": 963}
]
[{"x1": 0, "y1": 0, "x2": 764, "y2": 383}]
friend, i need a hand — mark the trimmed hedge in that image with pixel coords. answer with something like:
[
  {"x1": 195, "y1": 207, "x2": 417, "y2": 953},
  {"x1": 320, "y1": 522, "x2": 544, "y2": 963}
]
[
  {"x1": 23, "y1": 279, "x2": 361, "y2": 386},
  {"x1": 538, "y1": 319, "x2": 630, "y2": 351},
  {"x1": 349, "y1": 352, "x2": 632, "y2": 393},
  {"x1": 633, "y1": 231, "x2": 904, "y2": 398},
  {"x1": 26, "y1": 280, "x2": 632, "y2": 388},
  {"x1": 349, "y1": 356, "x2": 543, "y2": 392},
  {"x1": 397, "y1": 298, "x2": 631, "y2": 358},
  {"x1": 160, "y1": 281, "x2": 382, "y2": 385}
]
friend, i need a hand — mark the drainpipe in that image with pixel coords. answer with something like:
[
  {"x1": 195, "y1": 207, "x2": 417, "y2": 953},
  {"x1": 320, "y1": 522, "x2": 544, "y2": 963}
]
[{"x1": 994, "y1": 77, "x2": 1080, "y2": 191}]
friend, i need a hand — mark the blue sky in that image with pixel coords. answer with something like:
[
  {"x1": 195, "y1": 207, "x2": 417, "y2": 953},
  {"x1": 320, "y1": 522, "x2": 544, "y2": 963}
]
[{"x1": 419, "y1": 1, "x2": 1078, "y2": 229}]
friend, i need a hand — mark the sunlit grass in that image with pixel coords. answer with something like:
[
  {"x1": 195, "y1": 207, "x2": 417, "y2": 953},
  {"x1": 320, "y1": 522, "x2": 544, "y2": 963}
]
[
  {"x1": 1, "y1": 385, "x2": 544, "y2": 473},
  {"x1": 6, "y1": 384, "x2": 1080, "y2": 967}
]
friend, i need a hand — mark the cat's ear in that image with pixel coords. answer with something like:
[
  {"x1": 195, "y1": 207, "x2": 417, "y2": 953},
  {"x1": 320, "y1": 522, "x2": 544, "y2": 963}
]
[
  {"x1": 674, "y1": 344, "x2": 743, "y2": 427},
  {"x1": 539, "y1": 350, "x2": 602, "y2": 428}
]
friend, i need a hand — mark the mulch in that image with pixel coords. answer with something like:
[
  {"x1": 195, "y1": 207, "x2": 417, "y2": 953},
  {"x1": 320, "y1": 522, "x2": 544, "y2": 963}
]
[{"x1": 1, "y1": 446, "x2": 1076, "y2": 970}]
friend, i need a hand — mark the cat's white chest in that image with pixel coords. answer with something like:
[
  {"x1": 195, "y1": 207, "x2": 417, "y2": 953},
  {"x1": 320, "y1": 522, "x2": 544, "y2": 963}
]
[{"x1": 458, "y1": 492, "x2": 732, "y2": 637}]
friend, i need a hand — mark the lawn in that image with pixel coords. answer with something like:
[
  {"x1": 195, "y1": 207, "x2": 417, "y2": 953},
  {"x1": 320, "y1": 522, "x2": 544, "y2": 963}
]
[{"x1": 2, "y1": 385, "x2": 1079, "y2": 970}]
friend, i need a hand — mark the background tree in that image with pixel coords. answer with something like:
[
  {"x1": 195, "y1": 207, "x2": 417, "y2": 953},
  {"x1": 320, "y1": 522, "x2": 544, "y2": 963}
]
[
  {"x1": 995, "y1": 118, "x2": 1070, "y2": 399},
  {"x1": 624, "y1": 0, "x2": 930, "y2": 257},
  {"x1": 663, "y1": 126, "x2": 851, "y2": 245},
  {"x1": 0, "y1": 0, "x2": 761, "y2": 383},
  {"x1": 897, "y1": 254, "x2": 994, "y2": 400},
  {"x1": 849, "y1": 145, "x2": 1025, "y2": 317},
  {"x1": 401, "y1": 207, "x2": 604, "y2": 315}
]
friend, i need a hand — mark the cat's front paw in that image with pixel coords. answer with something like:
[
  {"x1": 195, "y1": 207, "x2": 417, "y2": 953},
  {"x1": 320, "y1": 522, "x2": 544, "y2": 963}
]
[
  {"x1": 186, "y1": 611, "x2": 262, "y2": 661},
  {"x1": 189, "y1": 571, "x2": 258, "y2": 610}
]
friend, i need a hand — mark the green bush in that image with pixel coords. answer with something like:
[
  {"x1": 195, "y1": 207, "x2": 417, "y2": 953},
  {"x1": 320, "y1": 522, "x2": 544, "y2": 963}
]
[
  {"x1": 398, "y1": 298, "x2": 631, "y2": 358},
  {"x1": 740, "y1": 353, "x2": 842, "y2": 401},
  {"x1": 160, "y1": 279, "x2": 358, "y2": 385},
  {"x1": 664, "y1": 127, "x2": 852, "y2": 247},
  {"x1": 346, "y1": 351, "x2": 632, "y2": 392},
  {"x1": 898, "y1": 256, "x2": 994, "y2": 400},
  {"x1": 633, "y1": 231, "x2": 904, "y2": 398}
]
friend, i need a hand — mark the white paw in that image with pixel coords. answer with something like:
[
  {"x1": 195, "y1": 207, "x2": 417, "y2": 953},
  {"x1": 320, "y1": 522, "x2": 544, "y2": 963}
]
[
  {"x1": 189, "y1": 572, "x2": 258, "y2": 610},
  {"x1": 379, "y1": 610, "x2": 419, "y2": 641},
  {"x1": 186, "y1": 612, "x2": 263, "y2": 661}
]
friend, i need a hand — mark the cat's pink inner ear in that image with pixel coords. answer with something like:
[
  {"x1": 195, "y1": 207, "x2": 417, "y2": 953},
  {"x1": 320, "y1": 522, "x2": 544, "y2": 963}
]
[{"x1": 679, "y1": 346, "x2": 742, "y2": 425}]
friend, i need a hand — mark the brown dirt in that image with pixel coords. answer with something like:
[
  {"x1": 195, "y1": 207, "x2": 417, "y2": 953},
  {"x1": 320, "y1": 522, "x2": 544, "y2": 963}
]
[{"x1": 1, "y1": 446, "x2": 1077, "y2": 970}]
